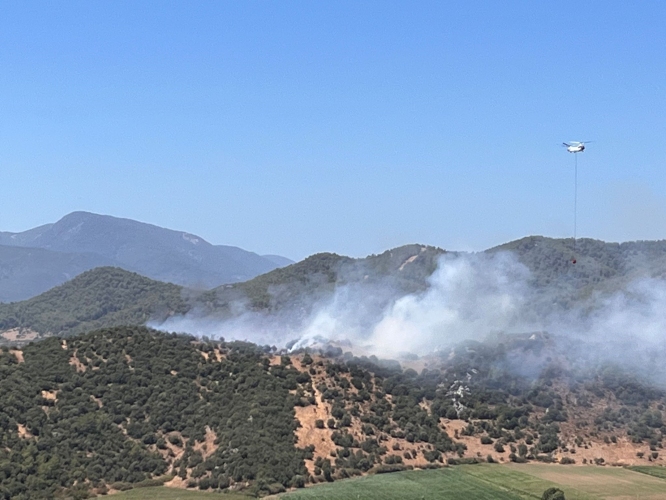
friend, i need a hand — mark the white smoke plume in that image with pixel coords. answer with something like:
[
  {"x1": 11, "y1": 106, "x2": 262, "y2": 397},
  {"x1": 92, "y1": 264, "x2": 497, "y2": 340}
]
[
  {"x1": 366, "y1": 253, "x2": 529, "y2": 357},
  {"x1": 152, "y1": 251, "x2": 666, "y2": 379},
  {"x1": 152, "y1": 252, "x2": 533, "y2": 354},
  {"x1": 562, "y1": 278, "x2": 666, "y2": 380}
]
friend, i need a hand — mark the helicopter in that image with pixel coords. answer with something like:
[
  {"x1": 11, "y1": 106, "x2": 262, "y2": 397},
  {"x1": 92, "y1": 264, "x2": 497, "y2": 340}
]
[
  {"x1": 562, "y1": 141, "x2": 591, "y2": 153},
  {"x1": 562, "y1": 140, "x2": 593, "y2": 264}
]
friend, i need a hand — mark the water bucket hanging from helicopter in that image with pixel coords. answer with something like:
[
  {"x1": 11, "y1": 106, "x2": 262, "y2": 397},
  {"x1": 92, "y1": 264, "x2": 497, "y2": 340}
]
[{"x1": 561, "y1": 141, "x2": 593, "y2": 264}]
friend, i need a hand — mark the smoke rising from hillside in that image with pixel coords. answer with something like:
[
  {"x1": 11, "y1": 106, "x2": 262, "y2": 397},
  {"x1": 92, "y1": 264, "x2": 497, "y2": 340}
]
[
  {"x1": 366, "y1": 253, "x2": 529, "y2": 356},
  {"x1": 152, "y1": 251, "x2": 666, "y2": 379},
  {"x1": 154, "y1": 253, "x2": 533, "y2": 354},
  {"x1": 565, "y1": 277, "x2": 666, "y2": 380}
]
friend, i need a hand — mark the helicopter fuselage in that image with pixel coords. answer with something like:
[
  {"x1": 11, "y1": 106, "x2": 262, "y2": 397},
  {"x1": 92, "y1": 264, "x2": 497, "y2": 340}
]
[{"x1": 566, "y1": 145, "x2": 585, "y2": 153}]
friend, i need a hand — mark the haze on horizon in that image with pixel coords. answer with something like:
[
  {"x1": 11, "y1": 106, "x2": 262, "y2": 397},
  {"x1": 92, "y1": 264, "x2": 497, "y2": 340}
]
[{"x1": 1, "y1": 1, "x2": 665, "y2": 260}]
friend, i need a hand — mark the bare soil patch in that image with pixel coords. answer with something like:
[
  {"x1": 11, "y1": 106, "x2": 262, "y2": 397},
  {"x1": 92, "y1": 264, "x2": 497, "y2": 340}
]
[
  {"x1": 557, "y1": 437, "x2": 661, "y2": 467},
  {"x1": 17, "y1": 424, "x2": 32, "y2": 439},
  {"x1": 1, "y1": 328, "x2": 39, "y2": 342},
  {"x1": 9, "y1": 349, "x2": 24, "y2": 363},
  {"x1": 41, "y1": 390, "x2": 58, "y2": 401},
  {"x1": 164, "y1": 476, "x2": 187, "y2": 489},
  {"x1": 294, "y1": 382, "x2": 335, "y2": 475},
  {"x1": 193, "y1": 426, "x2": 218, "y2": 460},
  {"x1": 269, "y1": 355, "x2": 282, "y2": 366},
  {"x1": 69, "y1": 350, "x2": 86, "y2": 372},
  {"x1": 442, "y1": 419, "x2": 507, "y2": 462},
  {"x1": 399, "y1": 254, "x2": 419, "y2": 271}
]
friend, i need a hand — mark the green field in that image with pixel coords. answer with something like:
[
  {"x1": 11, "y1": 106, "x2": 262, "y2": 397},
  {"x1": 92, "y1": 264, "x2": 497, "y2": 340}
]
[
  {"x1": 111, "y1": 465, "x2": 666, "y2": 500},
  {"x1": 630, "y1": 466, "x2": 666, "y2": 480},
  {"x1": 505, "y1": 464, "x2": 666, "y2": 499},
  {"x1": 281, "y1": 468, "x2": 525, "y2": 499},
  {"x1": 282, "y1": 465, "x2": 666, "y2": 500},
  {"x1": 281, "y1": 466, "x2": 582, "y2": 500}
]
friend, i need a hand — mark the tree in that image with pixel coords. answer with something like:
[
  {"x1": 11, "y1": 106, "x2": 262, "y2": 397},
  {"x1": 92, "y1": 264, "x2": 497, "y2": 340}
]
[{"x1": 542, "y1": 487, "x2": 565, "y2": 500}]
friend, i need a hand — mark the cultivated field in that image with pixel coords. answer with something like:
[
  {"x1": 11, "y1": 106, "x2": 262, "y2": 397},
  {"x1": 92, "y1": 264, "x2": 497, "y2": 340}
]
[
  {"x1": 504, "y1": 464, "x2": 666, "y2": 499},
  {"x1": 281, "y1": 465, "x2": 666, "y2": 500},
  {"x1": 111, "y1": 465, "x2": 666, "y2": 499},
  {"x1": 631, "y1": 466, "x2": 666, "y2": 481}
]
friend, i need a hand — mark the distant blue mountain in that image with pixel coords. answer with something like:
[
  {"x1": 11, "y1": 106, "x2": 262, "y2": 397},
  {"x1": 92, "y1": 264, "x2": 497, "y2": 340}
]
[{"x1": 0, "y1": 212, "x2": 292, "y2": 302}]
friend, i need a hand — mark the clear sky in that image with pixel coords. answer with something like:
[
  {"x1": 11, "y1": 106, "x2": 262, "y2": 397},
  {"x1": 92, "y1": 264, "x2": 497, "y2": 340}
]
[{"x1": 1, "y1": 1, "x2": 665, "y2": 260}]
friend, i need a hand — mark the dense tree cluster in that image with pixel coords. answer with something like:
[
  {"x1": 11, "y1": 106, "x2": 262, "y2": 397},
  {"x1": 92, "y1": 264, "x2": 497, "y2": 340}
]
[
  {"x1": 0, "y1": 268, "x2": 187, "y2": 339},
  {"x1": 296, "y1": 332, "x2": 666, "y2": 478},
  {"x1": 0, "y1": 327, "x2": 309, "y2": 498},
  {"x1": 1, "y1": 323, "x2": 665, "y2": 498},
  {"x1": 489, "y1": 236, "x2": 666, "y2": 311}
]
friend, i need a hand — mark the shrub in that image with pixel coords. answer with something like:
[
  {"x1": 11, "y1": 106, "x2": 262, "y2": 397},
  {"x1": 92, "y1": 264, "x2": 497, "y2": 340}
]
[
  {"x1": 291, "y1": 475, "x2": 306, "y2": 488},
  {"x1": 371, "y1": 464, "x2": 412, "y2": 474},
  {"x1": 110, "y1": 482, "x2": 133, "y2": 492},
  {"x1": 541, "y1": 487, "x2": 565, "y2": 500}
]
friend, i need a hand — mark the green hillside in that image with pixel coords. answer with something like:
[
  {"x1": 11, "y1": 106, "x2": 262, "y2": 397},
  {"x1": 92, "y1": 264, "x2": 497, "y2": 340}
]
[
  {"x1": 0, "y1": 267, "x2": 187, "y2": 340},
  {"x1": 0, "y1": 327, "x2": 309, "y2": 498},
  {"x1": 192, "y1": 237, "x2": 666, "y2": 329},
  {"x1": 0, "y1": 245, "x2": 446, "y2": 340},
  {"x1": 198, "y1": 244, "x2": 445, "y2": 316},
  {"x1": 5, "y1": 237, "x2": 666, "y2": 343},
  {"x1": 3, "y1": 326, "x2": 666, "y2": 498},
  {"x1": 490, "y1": 236, "x2": 666, "y2": 308}
]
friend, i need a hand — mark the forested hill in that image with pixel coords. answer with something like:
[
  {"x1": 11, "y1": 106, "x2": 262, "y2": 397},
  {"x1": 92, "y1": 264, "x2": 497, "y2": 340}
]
[
  {"x1": 201, "y1": 244, "x2": 445, "y2": 313},
  {"x1": 189, "y1": 236, "x2": 666, "y2": 321},
  {"x1": 2, "y1": 326, "x2": 666, "y2": 498},
  {"x1": 0, "y1": 327, "x2": 309, "y2": 498},
  {"x1": 491, "y1": 236, "x2": 666, "y2": 285},
  {"x1": 5, "y1": 237, "x2": 666, "y2": 342},
  {"x1": 489, "y1": 236, "x2": 666, "y2": 309},
  {"x1": 0, "y1": 244, "x2": 447, "y2": 341},
  {"x1": 0, "y1": 267, "x2": 187, "y2": 340}
]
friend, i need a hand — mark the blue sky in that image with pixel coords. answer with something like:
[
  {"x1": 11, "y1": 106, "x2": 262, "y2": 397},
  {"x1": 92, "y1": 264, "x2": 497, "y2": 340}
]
[{"x1": 1, "y1": 1, "x2": 665, "y2": 260}]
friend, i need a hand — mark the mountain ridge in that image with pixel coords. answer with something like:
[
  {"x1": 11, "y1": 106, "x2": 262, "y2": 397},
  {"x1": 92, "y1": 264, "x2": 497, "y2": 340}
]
[
  {"x1": 0, "y1": 212, "x2": 293, "y2": 302},
  {"x1": 6, "y1": 236, "x2": 666, "y2": 341}
]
